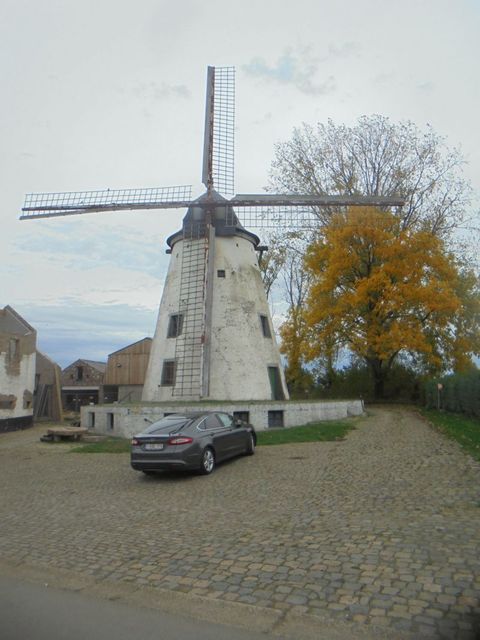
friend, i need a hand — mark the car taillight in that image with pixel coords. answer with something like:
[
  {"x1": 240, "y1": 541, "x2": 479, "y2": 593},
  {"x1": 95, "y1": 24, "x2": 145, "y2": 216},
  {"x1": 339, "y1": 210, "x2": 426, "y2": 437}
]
[
  {"x1": 168, "y1": 436, "x2": 193, "y2": 445},
  {"x1": 131, "y1": 438, "x2": 141, "y2": 446}
]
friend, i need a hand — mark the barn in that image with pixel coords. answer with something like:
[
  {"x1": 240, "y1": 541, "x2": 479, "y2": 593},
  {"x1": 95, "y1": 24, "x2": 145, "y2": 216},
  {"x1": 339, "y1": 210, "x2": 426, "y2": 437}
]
[{"x1": 61, "y1": 359, "x2": 106, "y2": 411}]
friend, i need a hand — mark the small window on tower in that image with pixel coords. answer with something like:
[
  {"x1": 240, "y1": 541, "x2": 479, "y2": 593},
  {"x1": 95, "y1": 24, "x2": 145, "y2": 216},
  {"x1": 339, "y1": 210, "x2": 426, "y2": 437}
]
[
  {"x1": 260, "y1": 315, "x2": 272, "y2": 338},
  {"x1": 76, "y1": 366, "x2": 84, "y2": 381},
  {"x1": 167, "y1": 314, "x2": 184, "y2": 338},
  {"x1": 217, "y1": 270, "x2": 226, "y2": 278},
  {"x1": 161, "y1": 360, "x2": 177, "y2": 386}
]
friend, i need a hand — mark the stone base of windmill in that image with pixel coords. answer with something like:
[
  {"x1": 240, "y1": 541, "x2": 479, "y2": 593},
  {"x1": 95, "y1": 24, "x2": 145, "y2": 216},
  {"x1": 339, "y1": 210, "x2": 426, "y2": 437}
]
[{"x1": 80, "y1": 399, "x2": 364, "y2": 439}]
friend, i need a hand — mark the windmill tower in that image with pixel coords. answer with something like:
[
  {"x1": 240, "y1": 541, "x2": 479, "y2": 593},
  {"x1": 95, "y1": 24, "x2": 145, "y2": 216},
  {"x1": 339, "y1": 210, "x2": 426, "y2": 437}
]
[
  {"x1": 21, "y1": 66, "x2": 403, "y2": 404},
  {"x1": 143, "y1": 67, "x2": 290, "y2": 402}
]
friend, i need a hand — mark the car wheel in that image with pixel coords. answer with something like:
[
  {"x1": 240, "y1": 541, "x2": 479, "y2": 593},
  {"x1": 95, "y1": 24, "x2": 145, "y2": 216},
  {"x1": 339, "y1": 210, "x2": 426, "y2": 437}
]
[
  {"x1": 142, "y1": 470, "x2": 156, "y2": 476},
  {"x1": 199, "y1": 447, "x2": 215, "y2": 475},
  {"x1": 246, "y1": 433, "x2": 256, "y2": 455}
]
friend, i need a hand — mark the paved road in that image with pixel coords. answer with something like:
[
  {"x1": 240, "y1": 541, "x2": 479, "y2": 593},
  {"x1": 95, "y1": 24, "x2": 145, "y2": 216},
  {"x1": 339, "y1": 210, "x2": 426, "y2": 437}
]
[
  {"x1": 0, "y1": 407, "x2": 479, "y2": 639},
  {"x1": 0, "y1": 574, "x2": 280, "y2": 640}
]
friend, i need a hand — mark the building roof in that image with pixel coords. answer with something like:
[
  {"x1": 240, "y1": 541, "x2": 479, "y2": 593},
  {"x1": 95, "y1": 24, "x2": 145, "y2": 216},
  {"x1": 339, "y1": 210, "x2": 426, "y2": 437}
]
[
  {"x1": 82, "y1": 360, "x2": 107, "y2": 373},
  {"x1": 63, "y1": 359, "x2": 106, "y2": 374},
  {"x1": 36, "y1": 349, "x2": 60, "y2": 368},
  {"x1": 0, "y1": 305, "x2": 36, "y2": 336},
  {"x1": 108, "y1": 337, "x2": 152, "y2": 357}
]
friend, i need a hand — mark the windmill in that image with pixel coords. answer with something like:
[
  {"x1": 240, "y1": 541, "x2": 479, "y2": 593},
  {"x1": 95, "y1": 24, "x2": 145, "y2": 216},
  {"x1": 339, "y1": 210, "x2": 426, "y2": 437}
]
[{"x1": 21, "y1": 66, "x2": 403, "y2": 403}]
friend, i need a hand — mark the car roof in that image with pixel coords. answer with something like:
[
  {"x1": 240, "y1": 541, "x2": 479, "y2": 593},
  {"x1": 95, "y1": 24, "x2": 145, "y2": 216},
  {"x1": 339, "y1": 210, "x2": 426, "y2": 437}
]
[{"x1": 163, "y1": 411, "x2": 224, "y2": 419}]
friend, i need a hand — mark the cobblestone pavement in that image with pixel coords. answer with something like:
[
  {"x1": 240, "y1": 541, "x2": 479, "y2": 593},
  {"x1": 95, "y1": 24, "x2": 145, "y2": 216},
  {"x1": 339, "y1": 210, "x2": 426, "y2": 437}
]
[{"x1": 1, "y1": 407, "x2": 479, "y2": 639}]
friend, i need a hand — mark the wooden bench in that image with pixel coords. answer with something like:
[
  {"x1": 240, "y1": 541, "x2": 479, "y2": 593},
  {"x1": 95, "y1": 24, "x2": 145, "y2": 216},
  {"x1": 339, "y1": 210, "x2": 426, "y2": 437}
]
[{"x1": 46, "y1": 427, "x2": 88, "y2": 442}]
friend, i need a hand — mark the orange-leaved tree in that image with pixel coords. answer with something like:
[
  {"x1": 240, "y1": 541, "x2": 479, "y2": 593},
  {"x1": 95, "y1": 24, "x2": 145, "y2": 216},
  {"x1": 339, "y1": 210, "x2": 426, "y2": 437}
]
[
  {"x1": 449, "y1": 266, "x2": 480, "y2": 372},
  {"x1": 295, "y1": 207, "x2": 469, "y2": 399}
]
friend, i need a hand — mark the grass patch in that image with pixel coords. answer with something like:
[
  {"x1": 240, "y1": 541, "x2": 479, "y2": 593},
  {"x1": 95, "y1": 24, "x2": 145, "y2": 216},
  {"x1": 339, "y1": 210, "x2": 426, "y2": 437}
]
[
  {"x1": 420, "y1": 409, "x2": 480, "y2": 461},
  {"x1": 256, "y1": 420, "x2": 355, "y2": 446},
  {"x1": 71, "y1": 437, "x2": 130, "y2": 454},
  {"x1": 70, "y1": 420, "x2": 356, "y2": 451}
]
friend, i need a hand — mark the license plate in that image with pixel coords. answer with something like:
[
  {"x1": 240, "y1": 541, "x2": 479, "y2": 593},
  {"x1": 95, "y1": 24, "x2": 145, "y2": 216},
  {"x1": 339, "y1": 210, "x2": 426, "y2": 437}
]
[{"x1": 144, "y1": 443, "x2": 164, "y2": 451}]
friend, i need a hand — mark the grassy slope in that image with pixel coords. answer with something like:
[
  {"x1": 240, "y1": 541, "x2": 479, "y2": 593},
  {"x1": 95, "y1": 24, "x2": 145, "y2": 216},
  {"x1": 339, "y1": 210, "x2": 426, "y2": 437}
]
[
  {"x1": 421, "y1": 409, "x2": 480, "y2": 461},
  {"x1": 256, "y1": 420, "x2": 355, "y2": 446}
]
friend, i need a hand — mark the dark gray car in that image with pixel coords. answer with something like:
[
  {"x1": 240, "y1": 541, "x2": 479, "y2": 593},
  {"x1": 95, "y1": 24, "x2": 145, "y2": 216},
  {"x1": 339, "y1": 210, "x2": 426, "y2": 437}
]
[{"x1": 130, "y1": 412, "x2": 256, "y2": 476}]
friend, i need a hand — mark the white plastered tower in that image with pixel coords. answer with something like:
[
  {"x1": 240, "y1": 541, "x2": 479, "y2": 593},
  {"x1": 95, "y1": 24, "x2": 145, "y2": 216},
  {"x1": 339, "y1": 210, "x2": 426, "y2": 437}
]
[{"x1": 142, "y1": 192, "x2": 289, "y2": 402}]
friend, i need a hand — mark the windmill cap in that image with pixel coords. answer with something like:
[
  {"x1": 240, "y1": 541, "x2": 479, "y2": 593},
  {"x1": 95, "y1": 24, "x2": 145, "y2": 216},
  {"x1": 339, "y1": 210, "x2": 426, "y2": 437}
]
[{"x1": 166, "y1": 189, "x2": 260, "y2": 248}]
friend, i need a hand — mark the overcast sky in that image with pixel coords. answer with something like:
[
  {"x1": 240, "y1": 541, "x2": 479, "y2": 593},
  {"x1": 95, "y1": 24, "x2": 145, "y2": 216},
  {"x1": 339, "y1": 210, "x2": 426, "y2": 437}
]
[{"x1": 1, "y1": 0, "x2": 479, "y2": 367}]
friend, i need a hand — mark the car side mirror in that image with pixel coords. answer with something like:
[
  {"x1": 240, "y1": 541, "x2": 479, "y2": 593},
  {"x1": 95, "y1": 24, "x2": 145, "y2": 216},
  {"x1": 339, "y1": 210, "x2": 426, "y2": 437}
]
[{"x1": 234, "y1": 419, "x2": 243, "y2": 428}]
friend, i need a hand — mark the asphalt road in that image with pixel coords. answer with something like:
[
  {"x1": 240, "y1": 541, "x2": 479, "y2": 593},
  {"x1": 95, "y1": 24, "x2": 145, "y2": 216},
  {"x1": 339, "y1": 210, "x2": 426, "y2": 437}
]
[{"x1": 0, "y1": 574, "x2": 281, "y2": 640}]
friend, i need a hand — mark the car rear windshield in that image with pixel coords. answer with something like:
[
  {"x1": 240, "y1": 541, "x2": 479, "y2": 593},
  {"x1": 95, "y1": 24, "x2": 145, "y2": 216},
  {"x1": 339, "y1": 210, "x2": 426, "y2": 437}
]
[{"x1": 143, "y1": 415, "x2": 195, "y2": 434}]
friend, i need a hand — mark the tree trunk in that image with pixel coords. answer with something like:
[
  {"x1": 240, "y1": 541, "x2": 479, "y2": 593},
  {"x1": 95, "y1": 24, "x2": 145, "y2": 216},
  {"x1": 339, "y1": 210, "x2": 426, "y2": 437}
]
[
  {"x1": 368, "y1": 358, "x2": 386, "y2": 400},
  {"x1": 373, "y1": 374, "x2": 385, "y2": 400}
]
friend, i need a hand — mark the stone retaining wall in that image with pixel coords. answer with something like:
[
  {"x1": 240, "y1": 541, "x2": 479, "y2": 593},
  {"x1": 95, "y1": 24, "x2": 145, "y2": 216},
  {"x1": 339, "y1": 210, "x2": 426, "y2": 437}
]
[{"x1": 81, "y1": 399, "x2": 364, "y2": 438}]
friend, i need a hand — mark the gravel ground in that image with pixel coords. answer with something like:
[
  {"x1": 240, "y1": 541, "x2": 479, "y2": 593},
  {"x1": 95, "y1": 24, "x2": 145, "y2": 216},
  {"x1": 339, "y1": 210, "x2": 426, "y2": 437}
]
[{"x1": 0, "y1": 406, "x2": 479, "y2": 639}]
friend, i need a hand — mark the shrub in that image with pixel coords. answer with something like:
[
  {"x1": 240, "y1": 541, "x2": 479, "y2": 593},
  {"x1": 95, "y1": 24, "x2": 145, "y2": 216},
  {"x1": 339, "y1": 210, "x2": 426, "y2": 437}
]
[
  {"x1": 312, "y1": 361, "x2": 422, "y2": 403},
  {"x1": 424, "y1": 370, "x2": 480, "y2": 417}
]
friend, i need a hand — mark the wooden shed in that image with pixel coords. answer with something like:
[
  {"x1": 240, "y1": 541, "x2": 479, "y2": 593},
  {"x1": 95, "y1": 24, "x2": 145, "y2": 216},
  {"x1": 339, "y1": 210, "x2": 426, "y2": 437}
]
[{"x1": 104, "y1": 338, "x2": 152, "y2": 403}]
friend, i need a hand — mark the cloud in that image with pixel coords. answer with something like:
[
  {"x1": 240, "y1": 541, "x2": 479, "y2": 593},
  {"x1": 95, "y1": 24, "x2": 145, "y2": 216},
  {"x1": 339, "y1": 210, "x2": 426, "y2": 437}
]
[
  {"x1": 417, "y1": 81, "x2": 435, "y2": 92},
  {"x1": 3, "y1": 233, "x2": 165, "y2": 314},
  {"x1": 20, "y1": 301, "x2": 157, "y2": 368},
  {"x1": 372, "y1": 72, "x2": 397, "y2": 87},
  {"x1": 252, "y1": 112, "x2": 273, "y2": 126},
  {"x1": 243, "y1": 49, "x2": 336, "y2": 96},
  {"x1": 131, "y1": 81, "x2": 190, "y2": 101},
  {"x1": 328, "y1": 42, "x2": 362, "y2": 58},
  {"x1": 16, "y1": 223, "x2": 167, "y2": 279}
]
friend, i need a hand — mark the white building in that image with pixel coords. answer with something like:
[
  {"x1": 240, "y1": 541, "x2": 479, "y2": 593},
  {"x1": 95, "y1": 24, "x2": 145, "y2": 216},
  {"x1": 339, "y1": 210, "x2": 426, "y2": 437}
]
[{"x1": 0, "y1": 306, "x2": 36, "y2": 432}]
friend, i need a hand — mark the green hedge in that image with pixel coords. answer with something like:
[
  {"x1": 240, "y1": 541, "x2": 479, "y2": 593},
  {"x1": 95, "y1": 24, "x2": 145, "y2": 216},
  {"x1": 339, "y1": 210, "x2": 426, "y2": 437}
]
[
  {"x1": 425, "y1": 370, "x2": 480, "y2": 417},
  {"x1": 310, "y1": 362, "x2": 423, "y2": 403}
]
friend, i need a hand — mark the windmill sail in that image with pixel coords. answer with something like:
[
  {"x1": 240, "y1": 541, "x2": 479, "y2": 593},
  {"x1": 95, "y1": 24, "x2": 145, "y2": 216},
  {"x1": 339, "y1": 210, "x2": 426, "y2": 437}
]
[
  {"x1": 201, "y1": 66, "x2": 235, "y2": 197},
  {"x1": 229, "y1": 193, "x2": 405, "y2": 229},
  {"x1": 202, "y1": 66, "x2": 215, "y2": 191},
  {"x1": 21, "y1": 185, "x2": 192, "y2": 219}
]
